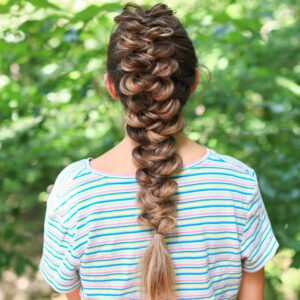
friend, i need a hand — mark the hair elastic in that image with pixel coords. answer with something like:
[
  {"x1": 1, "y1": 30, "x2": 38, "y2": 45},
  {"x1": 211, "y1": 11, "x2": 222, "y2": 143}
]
[{"x1": 155, "y1": 232, "x2": 164, "y2": 235}]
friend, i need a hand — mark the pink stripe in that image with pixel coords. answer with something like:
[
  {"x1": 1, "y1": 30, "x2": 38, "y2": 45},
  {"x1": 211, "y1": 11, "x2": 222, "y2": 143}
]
[
  {"x1": 82, "y1": 161, "x2": 251, "y2": 183},
  {"x1": 42, "y1": 255, "x2": 78, "y2": 276},
  {"x1": 74, "y1": 194, "x2": 248, "y2": 220},
  {"x1": 78, "y1": 225, "x2": 242, "y2": 243},
  {"x1": 80, "y1": 259, "x2": 240, "y2": 276},
  {"x1": 72, "y1": 179, "x2": 251, "y2": 198},
  {"x1": 83, "y1": 249, "x2": 239, "y2": 263},
  {"x1": 47, "y1": 229, "x2": 72, "y2": 242},
  {"x1": 71, "y1": 179, "x2": 139, "y2": 193},
  {"x1": 83, "y1": 276, "x2": 240, "y2": 293},
  {"x1": 242, "y1": 215, "x2": 268, "y2": 250},
  {"x1": 77, "y1": 206, "x2": 246, "y2": 220},
  {"x1": 76, "y1": 226, "x2": 243, "y2": 245},
  {"x1": 75, "y1": 211, "x2": 246, "y2": 236},
  {"x1": 44, "y1": 250, "x2": 79, "y2": 266},
  {"x1": 242, "y1": 225, "x2": 272, "y2": 261},
  {"x1": 177, "y1": 178, "x2": 253, "y2": 188},
  {"x1": 44, "y1": 238, "x2": 66, "y2": 256}
]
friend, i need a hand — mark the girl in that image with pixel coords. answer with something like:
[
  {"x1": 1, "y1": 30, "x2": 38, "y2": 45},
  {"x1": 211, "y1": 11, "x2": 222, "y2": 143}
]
[{"x1": 39, "y1": 2, "x2": 279, "y2": 300}]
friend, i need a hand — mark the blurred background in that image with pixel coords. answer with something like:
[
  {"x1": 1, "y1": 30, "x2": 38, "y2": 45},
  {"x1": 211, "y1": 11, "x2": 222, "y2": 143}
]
[{"x1": 0, "y1": 0, "x2": 299, "y2": 299}]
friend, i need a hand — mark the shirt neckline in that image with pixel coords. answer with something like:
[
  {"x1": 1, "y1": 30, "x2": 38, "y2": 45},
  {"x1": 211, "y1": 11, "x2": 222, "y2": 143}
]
[{"x1": 85, "y1": 146, "x2": 211, "y2": 179}]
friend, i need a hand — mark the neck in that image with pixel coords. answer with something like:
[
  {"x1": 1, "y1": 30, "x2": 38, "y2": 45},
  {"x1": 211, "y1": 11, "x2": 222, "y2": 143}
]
[{"x1": 120, "y1": 124, "x2": 189, "y2": 150}]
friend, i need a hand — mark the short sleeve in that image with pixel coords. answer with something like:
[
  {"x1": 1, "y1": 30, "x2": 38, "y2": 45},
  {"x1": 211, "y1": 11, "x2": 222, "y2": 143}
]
[
  {"x1": 240, "y1": 171, "x2": 279, "y2": 272},
  {"x1": 39, "y1": 165, "x2": 81, "y2": 292}
]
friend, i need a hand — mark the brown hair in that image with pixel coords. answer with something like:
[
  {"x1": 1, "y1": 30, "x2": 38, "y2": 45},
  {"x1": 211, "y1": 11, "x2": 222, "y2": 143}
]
[{"x1": 106, "y1": 2, "x2": 210, "y2": 299}]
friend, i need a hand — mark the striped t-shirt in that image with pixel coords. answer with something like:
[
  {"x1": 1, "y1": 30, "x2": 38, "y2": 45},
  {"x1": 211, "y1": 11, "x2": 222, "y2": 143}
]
[{"x1": 39, "y1": 147, "x2": 279, "y2": 299}]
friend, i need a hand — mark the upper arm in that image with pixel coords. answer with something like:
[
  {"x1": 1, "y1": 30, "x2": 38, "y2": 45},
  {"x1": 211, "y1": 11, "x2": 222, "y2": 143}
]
[
  {"x1": 237, "y1": 267, "x2": 264, "y2": 300},
  {"x1": 65, "y1": 284, "x2": 82, "y2": 300}
]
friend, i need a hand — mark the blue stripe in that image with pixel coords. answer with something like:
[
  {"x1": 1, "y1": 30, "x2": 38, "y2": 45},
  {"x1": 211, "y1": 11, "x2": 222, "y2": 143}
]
[{"x1": 41, "y1": 257, "x2": 78, "y2": 281}]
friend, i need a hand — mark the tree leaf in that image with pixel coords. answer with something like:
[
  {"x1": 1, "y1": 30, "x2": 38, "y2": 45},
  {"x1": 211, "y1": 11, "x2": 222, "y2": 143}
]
[
  {"x1": 72, "y1": 3, "x2": 122, "y2": 23},
  {"x1": 26, "y1": 0, "x2": 60, "y2": 10}
]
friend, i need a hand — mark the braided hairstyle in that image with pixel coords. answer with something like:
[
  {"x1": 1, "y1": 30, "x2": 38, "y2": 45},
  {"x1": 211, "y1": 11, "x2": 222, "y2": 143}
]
[{"x1": 106, "y1": 3, "x2": 210, "y2": 299}]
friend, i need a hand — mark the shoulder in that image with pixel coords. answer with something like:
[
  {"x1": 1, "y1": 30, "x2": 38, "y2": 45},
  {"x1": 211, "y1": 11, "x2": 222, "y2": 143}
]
[
  {"x1": 46, "y1": 158, "x2": 86, "y2": 218},
  {"x1": 206, "y1": 148, "x2": 260, "y2": 210},
  {"x1": 208, "y1": 148, "x2": 257, "y2": 181},
  {"x1": 50, "y1": 159, "x2": 86, "y2": 194}
]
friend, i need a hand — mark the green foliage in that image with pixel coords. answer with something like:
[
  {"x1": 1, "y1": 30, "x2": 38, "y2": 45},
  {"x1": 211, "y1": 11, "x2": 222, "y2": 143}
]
[{"x1": 0, "y1": 0, "x2": 299, "y2": 298}]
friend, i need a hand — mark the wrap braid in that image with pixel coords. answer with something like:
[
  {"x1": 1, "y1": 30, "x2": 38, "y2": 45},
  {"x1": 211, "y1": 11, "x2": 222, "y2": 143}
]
[{"x1": 106, "y1": 3, "x2": 210, "y2": 299}]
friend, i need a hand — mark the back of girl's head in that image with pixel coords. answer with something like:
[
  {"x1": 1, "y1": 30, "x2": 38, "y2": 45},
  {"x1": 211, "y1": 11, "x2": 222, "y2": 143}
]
[{"x1": 106, "y1": 2, "x2": 210, "y2": 299}]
